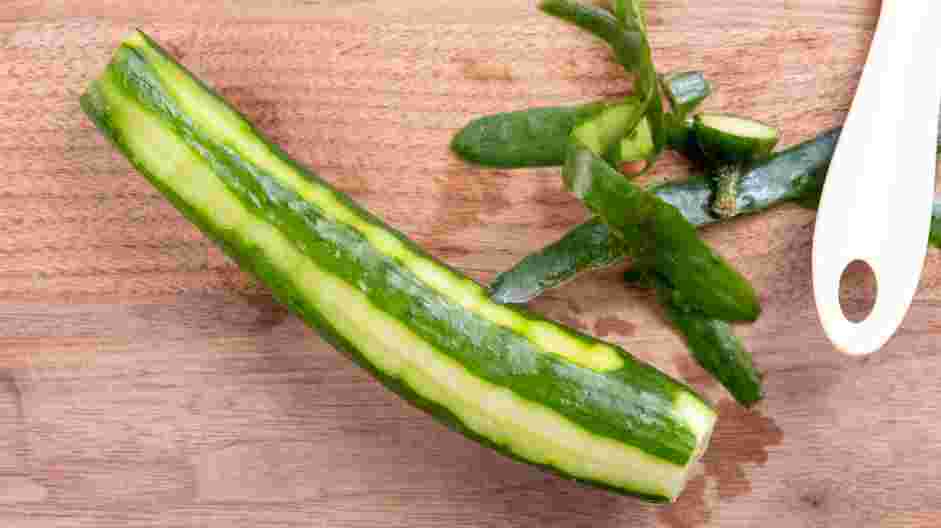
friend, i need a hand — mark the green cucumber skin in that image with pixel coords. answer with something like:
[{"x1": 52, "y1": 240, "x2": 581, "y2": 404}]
[
  {"x1": 540, "y1": 0, "x2": 667, "y2": 171},
  {"x1": 83, "y1": 33, "x2": 716, "y2": 501},
  {"x1": 654, "y1": 279, "x2": 764, "y2": 407},
  {"x1": 489, "y1": 128, "x2": 844, "y2": 304},
  {"x1": 451, "y1": 103, "x2": 610, "y2": 168},
  {"x1": 452, "y1": 89, "x2": 701, "y2": 171},
  {"x1": 538, "y1": 0, "x2": 646, "y2": 73},
  {"x1": 563, "y1": 144, "x2": 761, "y2": 322},
  {"x1": 489, "y1": 218, "x2": 625, "y2": 304}
]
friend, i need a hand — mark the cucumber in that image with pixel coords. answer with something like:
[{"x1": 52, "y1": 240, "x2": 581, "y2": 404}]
[
  {"x1": 693, "y1": 114, "x2": 780, "y2": 218},
  {"x1": 693, "y1": 113, "x2": 781, "y2": 164},
  {"x1": 451, "y1": 102, "x2": 610, "y2": 168},
  {"x1": 81, "y1": 31, "x2": 718, "y2": 502},
  {"x1": 563, "y1": 142, "x2": 761, "y2": 322}
]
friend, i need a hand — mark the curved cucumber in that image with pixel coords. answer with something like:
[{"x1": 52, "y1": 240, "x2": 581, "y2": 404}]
[
  {"x1": 932, "y1": 201, "x2": 941, "y2": 249},
  {"x1": 81, "y1": 31, "x2": 718, "y2": 502}
]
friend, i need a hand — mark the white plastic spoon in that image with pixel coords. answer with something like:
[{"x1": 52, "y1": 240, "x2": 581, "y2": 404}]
[{"x1": 812, "y1": 1, "x2": 941, "y2": 356}]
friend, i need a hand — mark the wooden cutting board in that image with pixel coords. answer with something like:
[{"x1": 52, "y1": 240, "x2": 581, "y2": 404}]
[{"x1": 3, "y1": 1, "x2": 941, "y2": 526}]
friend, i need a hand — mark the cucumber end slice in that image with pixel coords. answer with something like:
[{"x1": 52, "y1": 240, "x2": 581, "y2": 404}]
[{"x1": 694, "y1": 113, "x2": 780, "y2": 163}]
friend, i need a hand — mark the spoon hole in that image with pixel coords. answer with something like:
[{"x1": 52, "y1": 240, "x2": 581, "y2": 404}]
[{"x1": 840, "y1": 259, "x2": 878, "y2": 323}]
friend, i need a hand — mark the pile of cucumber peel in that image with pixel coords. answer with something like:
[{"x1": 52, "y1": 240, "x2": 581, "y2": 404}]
[{"x1": 454, "y1": 0, "x2": 941, "y2": 408}]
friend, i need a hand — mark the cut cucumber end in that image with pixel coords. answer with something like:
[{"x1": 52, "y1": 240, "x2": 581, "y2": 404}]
[{"x1": 694, "y1": 113, "x2": 780, "y2": 163}]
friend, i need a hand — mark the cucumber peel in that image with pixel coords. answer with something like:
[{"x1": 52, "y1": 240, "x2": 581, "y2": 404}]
[
  {"x1": 450, "y1": 102, "x2": 611, "y2": 168},
  {"x1": 563, "y1": 142, "x2": 761, "y2": 322},
  {"x1": 652, "y1": 276, "x2": 764, "y2": 406}
]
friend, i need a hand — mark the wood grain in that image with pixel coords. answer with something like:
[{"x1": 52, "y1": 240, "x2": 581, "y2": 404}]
[{"x1": 3, "y1": 1, "x2": 941, "y2": 526}]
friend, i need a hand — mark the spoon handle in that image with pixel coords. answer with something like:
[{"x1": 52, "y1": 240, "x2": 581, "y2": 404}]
[{"x1": 812, "y1": 2, "x2": 941, "y2": 356}]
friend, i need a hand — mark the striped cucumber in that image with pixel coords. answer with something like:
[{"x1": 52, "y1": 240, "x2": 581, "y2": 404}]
[{"x1": 81, "y1": 31, "x2": 718, "y2": 502}]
